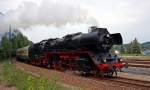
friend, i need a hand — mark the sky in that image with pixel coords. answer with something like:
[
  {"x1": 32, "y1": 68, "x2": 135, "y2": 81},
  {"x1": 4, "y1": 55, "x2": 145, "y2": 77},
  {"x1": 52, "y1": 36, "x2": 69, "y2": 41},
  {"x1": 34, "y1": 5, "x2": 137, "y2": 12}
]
[{"x1": 0, "y1": 0, "x2": 150, "y2": 44}]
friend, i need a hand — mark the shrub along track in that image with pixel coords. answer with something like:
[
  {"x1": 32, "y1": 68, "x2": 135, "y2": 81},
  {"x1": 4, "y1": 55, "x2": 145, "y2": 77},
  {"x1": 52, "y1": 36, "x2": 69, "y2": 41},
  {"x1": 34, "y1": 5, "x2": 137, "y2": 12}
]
[{"x1": 14, "y1": 60, "x2": 150, "y2": 90}]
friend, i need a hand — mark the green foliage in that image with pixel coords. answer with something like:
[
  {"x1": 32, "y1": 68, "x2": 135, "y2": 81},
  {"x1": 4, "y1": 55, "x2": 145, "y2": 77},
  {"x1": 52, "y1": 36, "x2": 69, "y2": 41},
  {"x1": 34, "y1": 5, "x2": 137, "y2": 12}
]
[
  {"x1": 0, "y1": 30, "x2": 33, "y2": 59},
  {"x1": 0, "y1": 48, "x2": 4, "y2": 59},
  {"x1": 38, "y1": 79, "x2": 45, "y2": 90},
  {"x1": 0, "y1": 35, "x2": 10, "y2": 58},
  {"x1": 125, "y1": 38, "x2": 141, "y2": 54},
  {"x1": 141, "y1": 42, "x2": 150, "y2": 50},
  {"x1": 1, "y1": 63, "x2": 70, "y2": 90},
  {"x1": 126, "y1": 41, "x2": 132, "y2": 54},
  {"x1": 120, "y1": 42, "x2": 150, "y2": 52},
  {"x1": 132, "y1": 38, "x2": 141, "y2": 54},
  {"x1": 120, "y1": 45, "x2": 126, "y2": 54},
  {"x1": 112, "y1": 38, "x2": 142, "y2": 55}
]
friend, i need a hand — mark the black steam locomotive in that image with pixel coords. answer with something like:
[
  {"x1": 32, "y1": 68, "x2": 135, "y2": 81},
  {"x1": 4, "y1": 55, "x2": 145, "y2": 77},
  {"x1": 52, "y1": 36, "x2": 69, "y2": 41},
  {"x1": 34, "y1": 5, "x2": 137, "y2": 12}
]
[{"x1": 17, "y1": 26, "x2": 125, "y2": 77}]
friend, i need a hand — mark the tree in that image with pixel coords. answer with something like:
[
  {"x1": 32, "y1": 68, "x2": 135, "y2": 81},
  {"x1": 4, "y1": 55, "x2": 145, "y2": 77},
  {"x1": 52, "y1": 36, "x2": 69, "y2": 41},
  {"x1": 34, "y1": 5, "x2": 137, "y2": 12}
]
[
  {"x1": 127, "y1": 41, "x2": 133, "y2": 54},
  {"x1": 0, "y1": 30, "x2": 33, "y2": 58},
  {"x1": 0, "y1": 35, "x2": 10, "y2": 58},
  {"x1": 0, "y1": 48, "x2": 3, "y2": 59},
  {"x1": 132, "y1": 38, "x2": 141, "y2": 54},
  {"x1": 120, "y1": 45, "x2": 126, "y2": 54},
  {"x1": 126, "y1": 38, "x2": 141, "y2": 55}
]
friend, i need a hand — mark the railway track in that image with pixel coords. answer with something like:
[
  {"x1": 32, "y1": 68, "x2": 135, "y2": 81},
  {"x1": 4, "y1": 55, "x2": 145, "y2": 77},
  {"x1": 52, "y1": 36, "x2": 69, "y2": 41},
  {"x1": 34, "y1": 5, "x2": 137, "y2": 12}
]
[
  {"x1": 87, "y1": 75, "x2": 150, "y2": 90},
  {"x1": 127, "y1": 61, "x2": 150, "y2": 64},
  {"x1": 123, "y1": 59, "x2": 150, "y2": 68},
  {"x1": 123, "y1": 59, "x2": 150, "y2": 62},
  {"x1": 110, "y1": 77, "x2": 150, "y2": 88},
  {"x1": 128, "y1": 63, "x2": 150, "y2": 68}
]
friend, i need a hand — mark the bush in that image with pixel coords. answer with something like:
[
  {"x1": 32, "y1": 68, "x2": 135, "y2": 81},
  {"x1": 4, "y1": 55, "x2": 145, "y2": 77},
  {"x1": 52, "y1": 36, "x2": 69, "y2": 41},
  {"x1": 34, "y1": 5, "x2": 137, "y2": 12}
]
[{"x1": 2, "y1": 63, "x2": 70, "y2": 90}]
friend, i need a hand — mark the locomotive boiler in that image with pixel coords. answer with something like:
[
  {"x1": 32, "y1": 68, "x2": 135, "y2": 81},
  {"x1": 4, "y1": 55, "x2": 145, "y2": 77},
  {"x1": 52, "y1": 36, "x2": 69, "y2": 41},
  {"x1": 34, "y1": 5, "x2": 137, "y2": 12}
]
[{"x1": 17, "y1": 26, "x2": 125, "y2": 77}]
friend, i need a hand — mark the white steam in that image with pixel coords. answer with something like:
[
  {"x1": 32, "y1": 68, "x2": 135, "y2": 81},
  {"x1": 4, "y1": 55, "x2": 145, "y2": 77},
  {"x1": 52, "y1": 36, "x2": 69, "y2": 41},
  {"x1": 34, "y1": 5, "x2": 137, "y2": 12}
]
[{"x1": 0, "y1": 0, "x2": 98, "y2": 42}]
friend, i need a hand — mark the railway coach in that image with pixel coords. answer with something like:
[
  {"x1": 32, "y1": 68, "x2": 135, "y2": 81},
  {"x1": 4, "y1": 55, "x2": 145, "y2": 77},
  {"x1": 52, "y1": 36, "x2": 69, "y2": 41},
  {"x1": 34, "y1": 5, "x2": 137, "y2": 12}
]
[{"x1": 16, "y1": 46, "x2": 30, "y2": 61}]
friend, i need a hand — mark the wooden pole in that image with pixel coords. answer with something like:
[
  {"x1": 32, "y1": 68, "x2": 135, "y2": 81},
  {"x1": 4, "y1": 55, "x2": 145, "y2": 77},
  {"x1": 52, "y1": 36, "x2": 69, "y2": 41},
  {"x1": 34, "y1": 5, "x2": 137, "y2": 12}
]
[{"x1": 9, "y1": 25, "x2": 12, "y2": 64}]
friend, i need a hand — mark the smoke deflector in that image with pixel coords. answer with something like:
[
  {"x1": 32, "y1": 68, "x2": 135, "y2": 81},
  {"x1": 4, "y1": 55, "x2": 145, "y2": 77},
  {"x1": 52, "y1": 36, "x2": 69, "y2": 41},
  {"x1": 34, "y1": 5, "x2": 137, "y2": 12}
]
[{"x1": 111, "y1": 33, "x2": 123, "y2": 45}]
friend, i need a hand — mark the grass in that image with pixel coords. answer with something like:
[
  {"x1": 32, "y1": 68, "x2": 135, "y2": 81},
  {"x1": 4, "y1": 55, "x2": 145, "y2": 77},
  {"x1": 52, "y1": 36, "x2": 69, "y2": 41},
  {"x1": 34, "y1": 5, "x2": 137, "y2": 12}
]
[{"x1": 0, "y1": 62, "x2": 71, "y2": 90}]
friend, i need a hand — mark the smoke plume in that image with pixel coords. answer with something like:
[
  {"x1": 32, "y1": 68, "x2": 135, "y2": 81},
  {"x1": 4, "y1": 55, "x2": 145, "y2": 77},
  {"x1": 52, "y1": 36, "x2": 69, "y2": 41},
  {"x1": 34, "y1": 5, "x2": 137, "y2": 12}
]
[{"x1": 0, "y1": 0, "x2": 98, "y2": 42}]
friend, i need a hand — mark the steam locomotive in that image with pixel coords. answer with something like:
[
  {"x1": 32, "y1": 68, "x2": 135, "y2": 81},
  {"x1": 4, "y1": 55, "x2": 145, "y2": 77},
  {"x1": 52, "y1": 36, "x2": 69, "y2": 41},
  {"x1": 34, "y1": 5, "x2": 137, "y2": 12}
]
[{"x1": 16, "y1": 26, "x2": 125, "y2": 77}]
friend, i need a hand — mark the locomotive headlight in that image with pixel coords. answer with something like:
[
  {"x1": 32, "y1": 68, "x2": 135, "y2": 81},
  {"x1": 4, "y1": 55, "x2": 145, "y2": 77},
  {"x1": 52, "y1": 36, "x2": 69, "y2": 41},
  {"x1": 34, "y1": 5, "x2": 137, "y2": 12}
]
[
  {"x1": 103, "y1": 58, "x2": 107, "y2": 63},
  {"x1": 106, "y1": 34, "x2": 110, "y2": 37},
  {"x1": 119, "y1": 59, "x2": 123, "y2": 62}
]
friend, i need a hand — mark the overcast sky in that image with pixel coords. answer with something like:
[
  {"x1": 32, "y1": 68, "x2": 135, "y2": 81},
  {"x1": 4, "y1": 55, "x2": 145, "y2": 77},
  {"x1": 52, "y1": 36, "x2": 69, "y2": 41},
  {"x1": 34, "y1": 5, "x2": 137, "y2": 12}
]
[{"x1": 0, "y1": 0, "x2": 150, "y2": 44}]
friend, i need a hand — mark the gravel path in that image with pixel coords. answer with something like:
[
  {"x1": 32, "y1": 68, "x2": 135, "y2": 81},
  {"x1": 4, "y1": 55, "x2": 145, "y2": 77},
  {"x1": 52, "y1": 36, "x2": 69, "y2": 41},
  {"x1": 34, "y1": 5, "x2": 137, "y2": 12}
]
[{"x1": 14, "y1": 61, "x2": 149, "y2": 90}]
